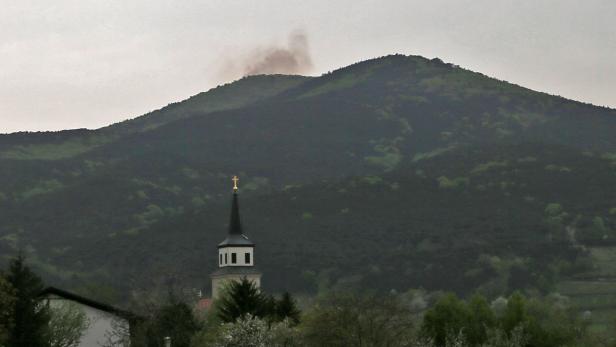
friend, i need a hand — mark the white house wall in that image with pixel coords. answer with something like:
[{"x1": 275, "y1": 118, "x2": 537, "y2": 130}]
[{"x1": 46, "y1": 297, "x2": 130, "y2": 347}]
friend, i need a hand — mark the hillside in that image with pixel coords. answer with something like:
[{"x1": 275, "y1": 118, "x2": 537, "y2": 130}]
[
  {"x1": 1, "y1": 54, "x2": 616, "y2": 318},
  {"x1": 0, "y1": 74, "x2": 308, "y2": 160}
]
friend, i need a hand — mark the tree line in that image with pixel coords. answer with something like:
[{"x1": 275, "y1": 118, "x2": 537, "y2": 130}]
[
  {"x1": 127, "y1": 279, "x2": 608, "y2": 347},
  {"x1": 1, "y1": 255, "x2": 612, "y2": 347}
]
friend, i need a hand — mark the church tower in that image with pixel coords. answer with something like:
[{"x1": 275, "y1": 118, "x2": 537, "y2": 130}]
[{"x1": 210, "y1": 176, "x2": 262, "y2": 299}]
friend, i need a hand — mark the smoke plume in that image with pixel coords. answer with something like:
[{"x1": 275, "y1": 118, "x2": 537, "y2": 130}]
[{"x1": 217, "y1": 30, "x2": 313, "y2": 82}]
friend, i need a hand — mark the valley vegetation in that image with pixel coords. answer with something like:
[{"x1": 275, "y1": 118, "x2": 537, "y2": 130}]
[{"x1": 1, "y1": 257, "x2": 608, "y2": 347}]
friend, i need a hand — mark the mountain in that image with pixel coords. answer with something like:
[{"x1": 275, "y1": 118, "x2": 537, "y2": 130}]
[
  {"x1": 1, "y1": 54, "x2": 616, "y2": 308},
  {"x1": 0, "y1": 74, "x2": 308, "y2": 159}
]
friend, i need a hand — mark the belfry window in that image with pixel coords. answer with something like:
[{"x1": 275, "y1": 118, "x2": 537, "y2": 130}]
[
  {"x1": 245, "y1": 253, "x2": 251, "y2": 264},
  {"x1": 231, "y1": 253, "x2": 237, "y2": 264}
]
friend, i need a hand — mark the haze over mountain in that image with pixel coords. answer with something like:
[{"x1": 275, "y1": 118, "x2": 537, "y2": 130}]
[
  {"x1": 1, "y1": 55, "x2": 616, "y2": 328},
  {"x1": 3, "y1": 1, "x2": 616, "y2": 133}
]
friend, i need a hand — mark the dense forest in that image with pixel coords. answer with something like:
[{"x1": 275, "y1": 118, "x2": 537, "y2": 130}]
[{"x1": 1, "y1": 54, "x2": 616, "y2": 334}]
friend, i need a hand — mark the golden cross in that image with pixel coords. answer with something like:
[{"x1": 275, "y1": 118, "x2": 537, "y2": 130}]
[{"x1": 232, "y1": 176, "x2": 239, "y2": 191}]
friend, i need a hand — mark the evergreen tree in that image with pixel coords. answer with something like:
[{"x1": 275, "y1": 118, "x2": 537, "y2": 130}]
[
  {"x1": 143, "y1": 300, "x2": 199, "y2": 347},
  {"x1": 275, "y1": 292, "x2": 300, "y2": 325},
  {"x1": 6, "y1": 253, "x2": 50, "y2": 347},
  {"x1": 466, "y1": 294, "x2": 496, "y2": 345},
  {"x1": 0, "y1": 274, "x2": 16, "y2": 347},
  {"x1": 262, "y1": 294, "x2": 277, "y2": 323},
  {"x1": 421, "y1": 293, "x2": 471, "y2": 346},
  {"x1": 500, "y1": 292, "x2": 528, "y2": 335},
  {"x1": 216, "y1": 278, "x2": 269, "y2": 323}
]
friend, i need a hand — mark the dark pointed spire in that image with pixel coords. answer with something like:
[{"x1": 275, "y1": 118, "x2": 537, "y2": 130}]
[
  {"x1": 218, "y1": 176, "x2": 254, "y2": 247},
  {"x1": 228, "y1": 191, "x2": 242, "y2": 235}
]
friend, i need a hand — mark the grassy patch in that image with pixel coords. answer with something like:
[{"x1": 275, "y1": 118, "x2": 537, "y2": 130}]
[
  {"x1": 557, "y1": 247, "x2": 616, "y2": 336},
  {"x1": 418, "y1": 68, "x2": 526, "y2": 98},
  {"x1": 584, "y1": 247, "x2": 616, "y2": 276},
  {"x1": 602, "y1": 153, "x2": 616, "y2": 161},
  {"x1": 364, "y1": 139, "x2": 403, "y2": 171},
  {"x1": 412, "y1": 146, "x2": 456, "y2": 162},
  {"x1": 517, "y1": 156, "x2": 537, "y2": 163},
  {"x1": 471, "y1": 160, "x2": 509, "y2": 174},
  {"x1": 0, "y1": 136, "x2": 111, "y2": 160},
  {"x1": 437, "y1": 176, "x2": 469, "y2": 189},
  {"x1": 361, "y1": 175, "x2": 384, "y2": 185},
  {"x1": 399, "y1": 95, "x2": 428, "y2": 103},
  {"x1": 300, "y1": 65, "x2": 380, "y2": 98},
  {"x1": 558, "y1": 280, "x2": 616, "y2": 296},
  {"x1": 182, "y1": 167, "x2": 200, "y2": 179},
  {"x1": 500, "y1": 110, "x2": 548, "y2": 128},
  {"x1": 20, "y1": 179, "x2": 64, "y2": 200},
  {"x1": 365, "y1": 153, "x2": 401, "y2": 171},
  {"x1": 545, "y1": 164, "x2": 572, "y2": 172},
  {"x1": 0, "y1": 233, "x2": 19, "y2": 249}
]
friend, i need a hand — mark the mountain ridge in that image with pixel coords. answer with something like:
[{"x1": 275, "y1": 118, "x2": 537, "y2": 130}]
[{"x1": 1, "y1": 55, "x2": 615, "y2": 315}]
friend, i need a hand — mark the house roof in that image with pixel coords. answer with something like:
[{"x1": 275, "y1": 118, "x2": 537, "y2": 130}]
[
  {"x1": 39, "y1": 286, "x2": 138, "y2": 320},
  {"x1": 195, "y1": 298, "x2": 213, "y2": 311}
]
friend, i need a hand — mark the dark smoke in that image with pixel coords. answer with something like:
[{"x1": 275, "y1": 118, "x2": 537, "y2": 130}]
[
  {"x1": 243, "y1": 31, "x2": 312, "y2": 75},
  {"x1": 217, "y1": 30, "x2": 313, "y2": 81}
]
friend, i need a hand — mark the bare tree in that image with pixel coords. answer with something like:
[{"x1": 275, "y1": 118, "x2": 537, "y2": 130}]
[
  {"x1": 100, "y1": 317, "x2": 131, "y2": 347},
  {"x1": 48, "y1": 302, "x2": 90, "y2": 347}
]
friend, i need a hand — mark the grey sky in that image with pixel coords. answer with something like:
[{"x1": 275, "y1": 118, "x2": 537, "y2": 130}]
[{"x1": 1, "y1": 0, "x2": 615, "y2": 133}]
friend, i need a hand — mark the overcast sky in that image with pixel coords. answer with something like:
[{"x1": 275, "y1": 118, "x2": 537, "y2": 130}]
[{"x1": 1, "y1": 0, "x2": 615, "y2": 133}]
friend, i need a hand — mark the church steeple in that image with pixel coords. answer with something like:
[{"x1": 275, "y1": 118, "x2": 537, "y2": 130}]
[
  {"x1": 217, "y1": 176, "x2": 254, "y2": 247},
  {"x1": 211, "y1": 175, "x2": 262, "y2": 299},
  {"x1": 228, "y1": 191, "x2": 242, "y2": 236}
]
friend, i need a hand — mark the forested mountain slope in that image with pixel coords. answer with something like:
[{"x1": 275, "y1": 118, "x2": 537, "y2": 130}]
[{"x1": 1, "y1": 54, "x2": 615, "y2": 303}]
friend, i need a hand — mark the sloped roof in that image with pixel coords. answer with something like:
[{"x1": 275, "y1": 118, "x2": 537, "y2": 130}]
[
  {"x1": 218, "y1": 233, "x2": 255, "y2": 247},
  {"x1": 218, "y1": 191, "x2": 255, "y2": 247},
  {"x1": 39, "y1": 286, "x2": 138, "y2": 320}
]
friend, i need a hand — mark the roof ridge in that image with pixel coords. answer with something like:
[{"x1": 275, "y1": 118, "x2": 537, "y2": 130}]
[{"x1": 39, "y1": 286, "x2": 139, "y2": 320}]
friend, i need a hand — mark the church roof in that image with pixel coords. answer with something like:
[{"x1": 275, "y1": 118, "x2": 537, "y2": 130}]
[
  {"x1": 228, "y1": 191, "x2": 242, "y2": 235},
  {"x1": 218, "y1": 234, "x2": 255, "y2": 247},
  {"x1": 218, "y1": 191, "x2": 255, "y2": 248}
]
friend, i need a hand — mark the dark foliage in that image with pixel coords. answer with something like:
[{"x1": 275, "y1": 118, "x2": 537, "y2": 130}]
[
  {"x1": 216, "y1": 278, "x2": 270, "y2": 323},
  {"x1": 301, "y1": 291, "x2": 415, "y2": 346},
  {"x1": 421, "y1": 292, "x2": 583, "y2": 347},
  {"x1": 132, "y1": 300, "x2": 199, "y2": 347},
  {"x1": 0, "y1": 274, "x2": 16, "y2": 346},
  {"x1": 275, "y1": 292, "x2": 301, "y2": 325},
  {"x1": 6, "y1": 253, "x2": 49, "y2": 347}
]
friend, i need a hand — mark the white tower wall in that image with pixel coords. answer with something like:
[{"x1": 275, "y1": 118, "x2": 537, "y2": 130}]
[{"x1": 218, "y1": 247, "x2": 254, "y2": 267}]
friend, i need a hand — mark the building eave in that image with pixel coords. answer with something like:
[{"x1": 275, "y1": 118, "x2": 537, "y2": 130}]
[
  {"x1": 38, "y1": 286, "x2": 140, "y2": 321},
  {"x1": 210, "y1": 266, "x2": 262, "y2": 278}
]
